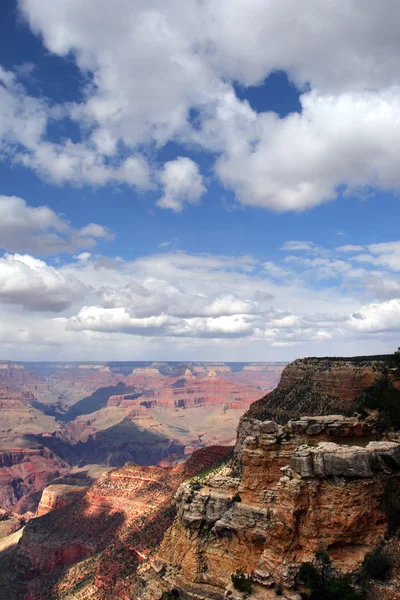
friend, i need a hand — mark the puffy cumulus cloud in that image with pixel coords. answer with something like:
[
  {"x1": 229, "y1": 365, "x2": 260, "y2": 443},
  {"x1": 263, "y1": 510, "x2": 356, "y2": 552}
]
[
  {"x1": 19, "y1": 140, "x2": 153, "y2": 189},
  {"x1": 0, "y1": 254, "x2": 88, "y2": 311},
  {"x1": 215, "y1": 88, "x2": 400, "y2": 211},
  {"x1": 349, "y1": 299, "x2": 400, "y2": 333},
  {"x1": 19, "y1": 0, "x2": 400, "y2": 99},
  {"x1": 0, "y1": 66, "x2": 152, "y2": 189},
  {"x1": 5, "y1": 1, "x2": 400, "y2": 211},
  {"x1": 0, "y1": 195, "x2": 113, "y2": 255},
  {"x1": 366, "y1": 276, "x2": 400, "y2": 301},
  {"x1": 337, "y1": 245, "x2": 366, "y2": 253},
  {"x1": 67, "y1": 306, "x2": 258, "y2": 338},
  {"x1": 157, "y1": 157, "x2": 205, "y2": 212}
]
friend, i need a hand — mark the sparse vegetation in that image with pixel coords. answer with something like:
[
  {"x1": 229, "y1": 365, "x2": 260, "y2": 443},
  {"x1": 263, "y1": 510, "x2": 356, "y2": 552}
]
[
  {"x1": 362, "y1": 547, "x2": 392, "y2": 582},
  {"x1": 189, "y1": 480, "x2": 202, "y2": 491},
  {"x1": 231, "y1": 569, "x2": 254, "y2": 594},
  {"x1": 382, "y1": 479, "x2": 400, "y2": 532},
  {"x1": 355, "y1": 375, "x2": 400, "y2": 431},
  {"x1": 232, "y1": 492, "x2": 241, "y2": 502},
  {"x1": 188, "y1": 451, "x2": 234, "y2": 489},
  {"x1": 162, "y1": 589, "x2": 180, "y2": 599},
  {"x1": 368, "y1": 453, "x2": 382, "y2": 473},
  {"x1": 298, "y1": 552, "x2": 363, "y2": 600}
]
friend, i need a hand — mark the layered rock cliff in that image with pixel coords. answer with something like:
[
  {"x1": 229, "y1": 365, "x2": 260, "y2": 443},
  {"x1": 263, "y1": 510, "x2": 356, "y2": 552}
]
[
  {"x1": 245, "y1": 357, "x2": 387, "y2": 424},
  {"x1": 0, "y1": 448, "x2": 69, "y2": 513},
  {"x1": 137, "y1": 414, "x2": 400, "y2": 600},
  {"x1": 2, "y1": 356, "x2": 399, "y2": 600},
  {"x1": 135, "y1": 356, "x2": 400, "y2": 600}
]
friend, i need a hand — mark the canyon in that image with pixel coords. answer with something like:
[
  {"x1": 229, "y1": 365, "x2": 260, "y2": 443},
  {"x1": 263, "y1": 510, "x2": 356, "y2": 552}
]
[
  {"x1": 0, "y1": 360, "x2": 285, "y2": 516},
  {"x1": 0, "y1": 353, "x2": 400, "y2": 599}
]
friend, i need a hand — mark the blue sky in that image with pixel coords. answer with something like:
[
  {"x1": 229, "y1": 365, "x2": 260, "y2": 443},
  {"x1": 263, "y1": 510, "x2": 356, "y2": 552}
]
[{"x1": 1, "y1": 0, "x2": 400, "y2": 361}]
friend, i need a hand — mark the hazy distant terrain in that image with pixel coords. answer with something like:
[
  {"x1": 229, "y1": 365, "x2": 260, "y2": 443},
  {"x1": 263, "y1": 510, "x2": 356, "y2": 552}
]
[{"x1": 0, "y1": 360, "x2": 285, "y2": 515}]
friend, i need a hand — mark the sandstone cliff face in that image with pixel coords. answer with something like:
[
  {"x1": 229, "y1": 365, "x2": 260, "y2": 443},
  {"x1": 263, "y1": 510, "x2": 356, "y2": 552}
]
[
  {"x1": 35, "y1": 484, "x2": 88, "y2": 517},
  {"x1": 245, "y1": 357, "x2": 385, "y2": 425},
  {"x1": 137, "y1": 414, "x2": 400, "y2": 600}
]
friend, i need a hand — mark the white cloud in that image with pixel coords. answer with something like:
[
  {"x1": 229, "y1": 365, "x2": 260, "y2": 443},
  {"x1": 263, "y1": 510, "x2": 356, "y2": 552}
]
[
  {"x1": 337, "y1": 245, "x2": 365, "y2": 253},
  {"x1": 345, "y1": 242, "x2": 400, "y2": 272},
  {"x1": 0, "y1": 241, "x2": 399, "y2": 358},
  {"x1": 281, "y1": 241, "x2": 315, "y2": 252},
  {"x1": 3, "y1": 1, "x2": 399, "y2": 212},
  {"x1": 215, "y1": 88, "x2": 400, "y2": 211},
  {"x1": 19, "y1": 140, "x2": 153, "y2": 189},
  {"x1": 0, "y1": 66, "x2": 48, "y2": 152},
  {"x1": 0, "y1": 195, "x2": 112, "y2": 255},
  {"x1": 157, "y1": 157, "x2": 206, "y2": 212},
  {"x1": 349, "y1": 299, "x2": 400, "y2": 333},
  {"x1": 0, "y1": 254, "x2": 88, "y2": 311}
]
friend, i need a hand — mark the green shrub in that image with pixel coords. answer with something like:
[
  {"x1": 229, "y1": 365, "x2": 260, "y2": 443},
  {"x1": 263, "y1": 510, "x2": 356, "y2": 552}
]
[
  {"x1": 368, "y1": 454, "x2": 381, "y2": 473},
  {"x1": 189, "y1": 480, "x2": 201, "y2": 491},
  {"x1": 231, "y1": 569, "x2": 253, "y2": 594},
  {"x1": 382, "y1": 479, "x2": 400, "y2": 532},
  {"x1": 355, "y1": 376, "x2": 400, "y2": 431},
  {"x1": 299, "y1": 562, "x2": 320, "y2": 590},
  {"x1": 298, "y1": 552, "x2": 363, "y2": 600},
  {"x1": 162, "y1": 590, "x2": 180, "y2": 599},
  {"x1": 362, "y1": 547, "x2": 392, "y2": 581},
  {"x1": 232, "y1": 493, "x2": 241, "y2": 502}
]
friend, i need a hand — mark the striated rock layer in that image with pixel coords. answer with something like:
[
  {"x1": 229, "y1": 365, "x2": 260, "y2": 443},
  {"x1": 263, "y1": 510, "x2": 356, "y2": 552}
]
[
  {"x1": 4, "y1": 446, "x2": 232, "y2": 599},
  {"x1": 0, "y1": 448, "x2": 69, "y2": 513},
  {"x1": 137, "y1": 413, "x2": 400, "y2": 600},
  {"x1": 245, "y1": 357, "x2": 387, "y2": 424}
]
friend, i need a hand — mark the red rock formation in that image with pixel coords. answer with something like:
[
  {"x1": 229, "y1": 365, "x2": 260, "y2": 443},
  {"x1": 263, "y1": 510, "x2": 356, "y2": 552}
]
[
  {"x1": 0, "y1": 448, "x2": 69, "y2": 513},
  {"x1": 0, "y1": 363, "x2": 46, "y2": 398},
  {"x1": 137, "y1": 415, "x2": 400, "y2": 600},
  {"x1": 246, "y1": 357, "x2": 387, "y2": 424},
  {"x1": 9, "y1": 446, "x2": 232, "y2": 599},
  {"x1": 64, "y1": 369, "x2": 269, "y2": 463},
  {"x1": 278, "y1": 357, "x2": 382, "y2": 400},
  {"x1": 36, "y1": 484, "x2": 87, "y2": 517}
]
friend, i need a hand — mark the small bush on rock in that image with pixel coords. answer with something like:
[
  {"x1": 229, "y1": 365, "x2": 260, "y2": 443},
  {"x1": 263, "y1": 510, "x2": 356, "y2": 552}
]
[
  {"x1": 231, "y1": 569, "x2": 253, "y2": 594},
  {"x1": 362, "y1": 547, "x2": 392, "y2": 581},
  {"x1": 298, "y1": 552, "x2": 363, "y2": 600},
  {"x1": 382, "y1": 479, "x2": 400, "y2": 532},
  {"x1": 162, "y1": 590, "x2": 180, "y2": 599},
  {"x1": 355, "y1": 376, "x2": 400, "y2": 431}
]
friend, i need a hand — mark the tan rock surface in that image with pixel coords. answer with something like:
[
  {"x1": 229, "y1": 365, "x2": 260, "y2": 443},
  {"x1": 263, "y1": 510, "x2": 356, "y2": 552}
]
[{"x1": 138, "y1": 414, "x2": 400, "y2": 600}]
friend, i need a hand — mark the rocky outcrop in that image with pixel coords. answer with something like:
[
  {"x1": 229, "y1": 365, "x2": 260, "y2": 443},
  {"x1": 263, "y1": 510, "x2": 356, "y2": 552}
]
[
  {"x1": 290, "y1": 440, "x2": 400, "y2": 479},
  {"x1": 4, "y1": 446, "x2": 232, "y2": 599},
  {"x1": 36, "y1": 484, "x2": 88, "y2": 517},
  {"x1": 137, "y1": 414, "x2": 400, "y2": 600},
  {"x1": 0, "y1": 448, "x2": 69, "y2": 513},
  {"x1": 244, "y1": 357, "x2": 386, "y2": 424}
]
